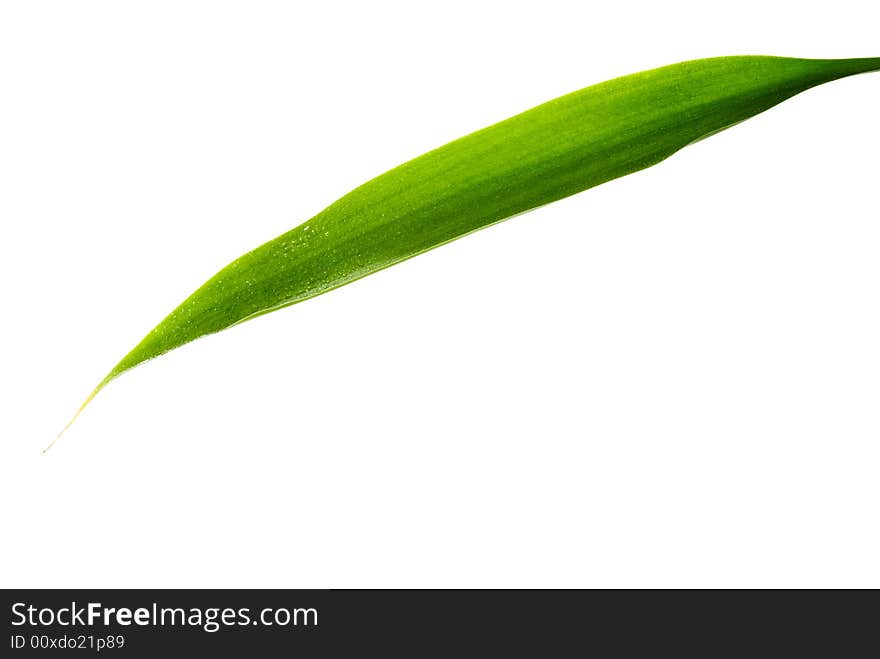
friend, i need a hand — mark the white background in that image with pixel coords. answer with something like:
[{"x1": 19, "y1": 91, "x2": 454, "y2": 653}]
[{"x1": 1, "y1": 1, "x2": 878, "y2": 588}]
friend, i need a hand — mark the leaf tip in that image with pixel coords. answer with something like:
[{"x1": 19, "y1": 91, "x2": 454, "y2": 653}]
[{"x1": 44, "y1": 380, "x2": 108, "y2": 453}]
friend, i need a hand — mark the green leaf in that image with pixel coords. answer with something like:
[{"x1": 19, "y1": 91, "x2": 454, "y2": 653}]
[{"x1": 51, "y1": 55, "x2": 880, "y2": 448}]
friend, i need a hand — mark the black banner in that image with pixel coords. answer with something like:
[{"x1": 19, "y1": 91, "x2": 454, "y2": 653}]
[{"x1": 2, "y1": 589, "x2": 875, "y2": 655}]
